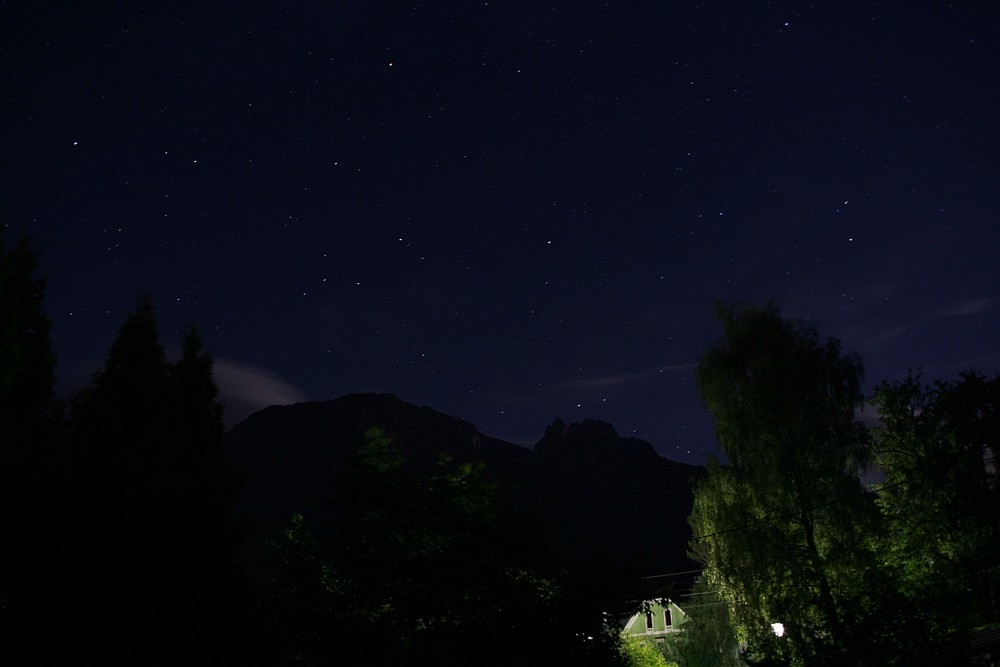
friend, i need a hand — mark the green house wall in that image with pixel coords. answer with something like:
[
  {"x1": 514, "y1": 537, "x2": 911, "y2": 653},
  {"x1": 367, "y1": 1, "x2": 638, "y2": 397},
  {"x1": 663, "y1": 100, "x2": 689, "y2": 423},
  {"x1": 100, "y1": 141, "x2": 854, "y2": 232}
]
[{"x1": 622, "y1": 599, "x2": 689, "y2": 646}]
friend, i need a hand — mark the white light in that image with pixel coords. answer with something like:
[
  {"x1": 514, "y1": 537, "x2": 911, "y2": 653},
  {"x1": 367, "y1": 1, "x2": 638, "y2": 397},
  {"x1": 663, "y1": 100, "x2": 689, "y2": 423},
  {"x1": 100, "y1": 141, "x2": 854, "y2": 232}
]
[{"x1": 771, "y1": 622, "x2": 785, "y2": 637}]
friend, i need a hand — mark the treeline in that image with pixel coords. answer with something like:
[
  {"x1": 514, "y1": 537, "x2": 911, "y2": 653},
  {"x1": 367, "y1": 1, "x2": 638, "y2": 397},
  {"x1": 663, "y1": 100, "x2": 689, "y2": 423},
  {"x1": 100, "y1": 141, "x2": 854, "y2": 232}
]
[
  {"x1": 268, "y1": 429, "x2": 639, "y2": 666},
  {"x1": 0, "y1": 234, "x2": 643, "y2": 665},
  {"x1": 1, "y1": 236, "x2": 256, "y2": 663},
  {"x1": 688, "y1": 304, "x2": 999, "y2": 666},
  {"x1": 6, "y1": 232, "x2": 997, "y2": 665}
]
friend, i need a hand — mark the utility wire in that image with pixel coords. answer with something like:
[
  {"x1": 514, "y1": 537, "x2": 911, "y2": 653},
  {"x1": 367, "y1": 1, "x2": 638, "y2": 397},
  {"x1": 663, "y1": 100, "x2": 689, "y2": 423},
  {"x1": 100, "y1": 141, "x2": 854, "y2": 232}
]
[{"x1": 640, "y1": 569, "x2": 703, "y2": 580}]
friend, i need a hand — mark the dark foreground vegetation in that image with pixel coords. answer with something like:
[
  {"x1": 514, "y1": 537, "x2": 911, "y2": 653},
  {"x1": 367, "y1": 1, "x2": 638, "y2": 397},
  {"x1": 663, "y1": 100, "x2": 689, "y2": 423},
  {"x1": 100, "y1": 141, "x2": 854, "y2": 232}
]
[
  {"x1": 0, "y1": 232, "x2": 639, "y2": 665},
  {"x1": 2, "y1": 232, "x2": 997, "y2": 665}
]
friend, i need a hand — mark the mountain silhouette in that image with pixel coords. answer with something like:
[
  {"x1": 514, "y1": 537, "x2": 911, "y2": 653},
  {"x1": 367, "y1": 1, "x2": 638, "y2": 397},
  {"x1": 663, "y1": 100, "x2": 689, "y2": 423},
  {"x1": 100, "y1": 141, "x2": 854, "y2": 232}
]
[{"x1": 225, "y1": 392, "x2": 702, "y2": 583}]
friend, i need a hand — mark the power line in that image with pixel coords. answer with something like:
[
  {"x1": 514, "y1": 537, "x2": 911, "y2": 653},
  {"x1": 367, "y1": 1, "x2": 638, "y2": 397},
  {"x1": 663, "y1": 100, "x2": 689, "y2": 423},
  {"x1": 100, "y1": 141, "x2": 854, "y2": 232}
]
[{"x1": 640, "y1": 569, "x2": 703, "y2": 580}]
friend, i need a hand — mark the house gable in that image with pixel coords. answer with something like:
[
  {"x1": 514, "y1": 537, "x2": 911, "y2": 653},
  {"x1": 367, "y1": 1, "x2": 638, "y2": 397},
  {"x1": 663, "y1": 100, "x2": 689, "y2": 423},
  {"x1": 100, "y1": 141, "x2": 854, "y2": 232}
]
[{"x1": 622, "y1": 598, "x2": 689, "y2": 647}]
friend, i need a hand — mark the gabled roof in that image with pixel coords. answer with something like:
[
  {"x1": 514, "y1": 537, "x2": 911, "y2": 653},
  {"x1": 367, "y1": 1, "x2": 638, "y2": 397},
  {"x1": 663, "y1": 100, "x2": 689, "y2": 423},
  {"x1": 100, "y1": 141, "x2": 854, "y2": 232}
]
[{"x1": 620, "y1": 597, "x2": 690, "y2": 634}]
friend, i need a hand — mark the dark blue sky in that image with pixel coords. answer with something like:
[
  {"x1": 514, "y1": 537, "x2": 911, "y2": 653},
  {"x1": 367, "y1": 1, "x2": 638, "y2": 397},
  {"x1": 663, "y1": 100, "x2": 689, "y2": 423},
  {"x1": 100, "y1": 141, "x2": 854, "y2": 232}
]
[{"x1": 3, "y1": 1, "x2": 998, "y2": 464}]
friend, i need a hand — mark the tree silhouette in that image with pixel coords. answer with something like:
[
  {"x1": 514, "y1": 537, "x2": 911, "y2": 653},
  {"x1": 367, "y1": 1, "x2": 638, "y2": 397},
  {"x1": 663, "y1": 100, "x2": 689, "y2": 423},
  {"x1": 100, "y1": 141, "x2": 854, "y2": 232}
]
[
  {"x1": 0, "y1": 231, "x2": 66, "y2": 659},
  {"x1": 68, "y1": 296, "x2": 247, "y2": 663},
  {"x1": 0, "y1": 231, "x2": 56, "y2": 437}
]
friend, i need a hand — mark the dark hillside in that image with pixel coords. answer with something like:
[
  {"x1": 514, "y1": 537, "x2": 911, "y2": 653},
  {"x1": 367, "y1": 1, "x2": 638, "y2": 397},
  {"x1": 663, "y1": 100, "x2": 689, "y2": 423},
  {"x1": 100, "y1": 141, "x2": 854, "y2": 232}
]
[
  {"x1": 225, "y1": 393, "x2": 701, "y2": 582},
  {"x1": 531, "y1": 418, "x2": 702, "y2": 577}
]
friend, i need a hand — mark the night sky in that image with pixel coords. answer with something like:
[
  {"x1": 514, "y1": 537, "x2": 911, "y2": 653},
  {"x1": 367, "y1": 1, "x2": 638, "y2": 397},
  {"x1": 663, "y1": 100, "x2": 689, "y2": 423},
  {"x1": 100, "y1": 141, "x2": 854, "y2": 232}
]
[{"x1": 3, "y1": 1, "x2": 998, "y2": 465}]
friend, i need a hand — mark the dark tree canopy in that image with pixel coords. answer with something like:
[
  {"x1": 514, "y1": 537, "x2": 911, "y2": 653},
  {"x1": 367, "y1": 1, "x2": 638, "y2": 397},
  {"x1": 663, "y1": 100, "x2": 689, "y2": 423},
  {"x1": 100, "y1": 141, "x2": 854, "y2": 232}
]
[
  {"x1": 0, "y1": 232, "x2": 65, "y2": 659},
  {"x1": 71, "y1": 295, "x2": 175, "y2": 471},
  {"x1": 696, "y1": 303, "x2": 867, "y2": 476},
  {"x1": 270, "y1": 428, "x2": 633, "y2": 667},
  {"x1": 0, "y1": 231, "x2": 56, "y2": 439},
  {"x1": 871, "y1": 371, "x2": 1000, "y2": 635},
  {"x1": 66, "y1": 297, "x2": 247, "y2": 663}
]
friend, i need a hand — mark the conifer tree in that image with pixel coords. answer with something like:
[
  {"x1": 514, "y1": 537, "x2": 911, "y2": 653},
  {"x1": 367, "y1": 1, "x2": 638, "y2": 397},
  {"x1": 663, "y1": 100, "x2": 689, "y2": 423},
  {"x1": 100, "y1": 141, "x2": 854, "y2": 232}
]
[
  {"x1": 69, "y1": 297, "x2": 246, "y2": 663},
  {"x1": 0, "y1": 231, "x2": 64, "y2": 658},
  {"x1": 0, "y1": 231, "x2": 56, "y2": 437}
]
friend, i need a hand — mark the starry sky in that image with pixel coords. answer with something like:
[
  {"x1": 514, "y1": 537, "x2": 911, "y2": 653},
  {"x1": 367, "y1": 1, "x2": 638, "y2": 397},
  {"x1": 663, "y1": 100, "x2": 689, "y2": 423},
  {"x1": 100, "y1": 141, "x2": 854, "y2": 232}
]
[{"x1": 3, "y1": 1, "x2": 998, "y2": 465}]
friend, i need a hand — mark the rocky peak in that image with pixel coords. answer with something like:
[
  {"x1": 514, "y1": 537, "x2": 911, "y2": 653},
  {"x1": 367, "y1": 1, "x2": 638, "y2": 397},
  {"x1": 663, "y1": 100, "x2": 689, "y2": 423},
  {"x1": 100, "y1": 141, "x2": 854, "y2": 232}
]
[{"x1": 534, "y1": 417, "x2": 658, "y2": 466}]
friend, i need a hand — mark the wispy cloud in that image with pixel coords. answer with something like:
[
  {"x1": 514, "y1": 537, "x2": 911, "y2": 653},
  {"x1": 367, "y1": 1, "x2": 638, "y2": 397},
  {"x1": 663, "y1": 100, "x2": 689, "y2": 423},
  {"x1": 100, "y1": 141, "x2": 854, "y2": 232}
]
[
  {"x1": 848, "y1": 325, "x2": 908, "y2": 354},
  {"x1": 213, "y1": 358, "x2": 309, "y2": 428},
  {"x1": 552, "y1": 363, "x2": 697, "y2": 391},
  {"x1": 938, "y1": 298, "x2": 992, "y2": 318}
]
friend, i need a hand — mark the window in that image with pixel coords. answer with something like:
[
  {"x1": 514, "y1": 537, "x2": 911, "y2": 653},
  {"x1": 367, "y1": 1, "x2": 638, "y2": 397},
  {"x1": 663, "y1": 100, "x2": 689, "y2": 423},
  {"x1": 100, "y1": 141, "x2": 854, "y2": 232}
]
[
  {"x1": 665, "y1": 607, "x2": 674, "y2": 627},
  {"x1": 645, "y1": 611, "x2": 654, "y2": 631}
]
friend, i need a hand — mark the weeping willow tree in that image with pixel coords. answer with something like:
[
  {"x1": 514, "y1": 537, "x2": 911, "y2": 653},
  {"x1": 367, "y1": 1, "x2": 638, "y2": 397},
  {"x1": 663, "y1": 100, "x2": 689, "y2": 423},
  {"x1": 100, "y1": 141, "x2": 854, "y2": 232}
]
[{"x1": 689, "y1": 304, "x2": 881, "y2": 666}]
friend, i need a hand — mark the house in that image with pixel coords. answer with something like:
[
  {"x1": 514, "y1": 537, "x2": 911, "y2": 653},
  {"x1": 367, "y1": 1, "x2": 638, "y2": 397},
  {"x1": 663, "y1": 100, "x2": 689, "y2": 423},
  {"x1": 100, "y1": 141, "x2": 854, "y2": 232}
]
[{"x1": 621, "y1": 597, "x2": 690, "y2": 649}]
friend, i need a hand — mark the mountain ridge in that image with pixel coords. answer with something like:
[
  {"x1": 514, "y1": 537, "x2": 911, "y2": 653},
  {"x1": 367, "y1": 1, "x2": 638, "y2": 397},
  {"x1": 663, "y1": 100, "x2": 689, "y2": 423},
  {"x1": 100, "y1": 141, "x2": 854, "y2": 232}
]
[{"x1": 225, "y1": 392, "x2": 702, "y2": 583}]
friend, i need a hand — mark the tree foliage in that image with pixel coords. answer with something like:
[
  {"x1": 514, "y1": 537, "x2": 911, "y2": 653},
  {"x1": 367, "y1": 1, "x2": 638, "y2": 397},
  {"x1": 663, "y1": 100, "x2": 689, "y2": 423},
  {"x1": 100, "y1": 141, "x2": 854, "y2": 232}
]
[
  {"x1": 621, "y1": 635, "x2": 676, "y2": 667},
  {"x1": 690, "y1": 304, "x2": 881, "y2": 666},
  {"x1": 666, "y1": 578, "x2": 744, "y2": 667},
  {"x1": 870, "y1": 371, "x2": 1000, "y2": 636},
  {"x1": 270, "y1": 428, "x2": 632, "y2": 666}
]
